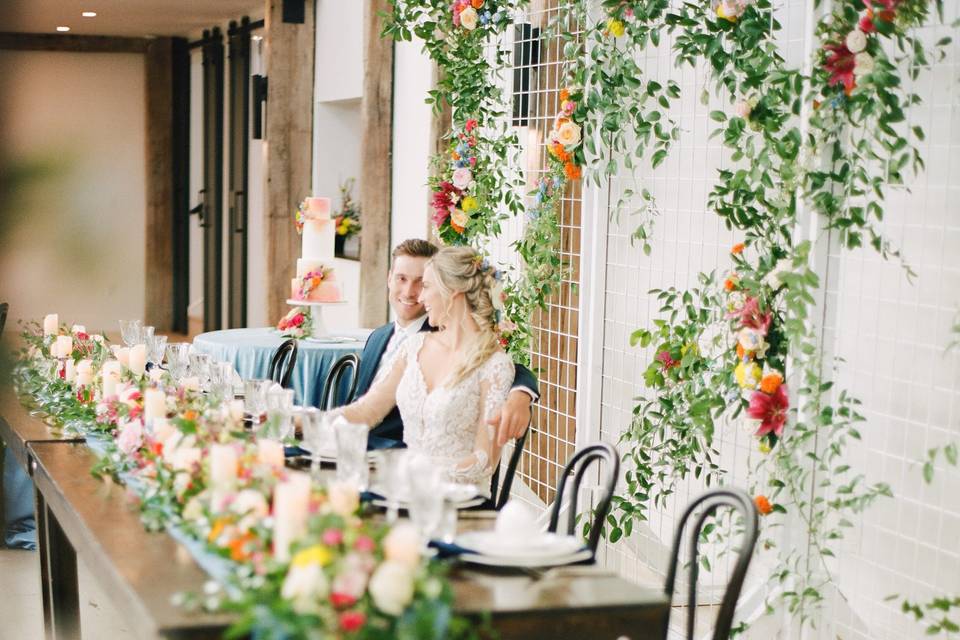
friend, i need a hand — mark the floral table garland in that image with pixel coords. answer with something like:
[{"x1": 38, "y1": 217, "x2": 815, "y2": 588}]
[{"x1": 13, "y1": 318, "x2": 483, "y2": 640}]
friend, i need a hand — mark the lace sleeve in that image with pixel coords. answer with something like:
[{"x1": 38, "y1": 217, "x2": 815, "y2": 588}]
[
  {"x1": 452, "y1": 352, "x2": 514, "y2": 484},
  {"x1": 333, "y1": 334, "x2": 422, "y2": 428}
]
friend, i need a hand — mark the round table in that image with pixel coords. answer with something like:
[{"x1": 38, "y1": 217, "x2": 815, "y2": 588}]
[{"x1": 191, "y1": 327, "x2": 372, "y2": 407}]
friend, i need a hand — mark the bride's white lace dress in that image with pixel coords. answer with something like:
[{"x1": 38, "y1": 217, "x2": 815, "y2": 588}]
[{"x1": 335, "y1": 332, "x2": 514, "y2": 488}]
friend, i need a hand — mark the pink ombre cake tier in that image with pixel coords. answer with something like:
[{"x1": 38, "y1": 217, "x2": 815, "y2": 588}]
[
  {"x1": 290, "y1": 279, "x2": 343, "y2": 303},
  {"x1": 302, "y1": 196, "x2": 331, "y2": 220}
]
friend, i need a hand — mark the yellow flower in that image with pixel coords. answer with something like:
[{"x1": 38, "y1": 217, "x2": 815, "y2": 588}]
[
  {"x1": 292, "y1": 545, "x2": 333, "y2": 568},
  {"x1": 735, "y1": 361, "x2": 762, "y2": 389},
  {"x1": 758, "y1": 441, "x2": 772, "y2": 454},
  {"x1": 607, "y1": 18, "x2": 625, "y2": 37},
  {"x1": 460, "y1": 196, "x2": 479, "y2": 213}
]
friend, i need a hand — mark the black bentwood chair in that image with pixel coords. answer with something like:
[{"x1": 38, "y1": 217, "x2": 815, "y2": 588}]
[
  {"x1": 487, "y1": 428, "x2": 529, "y2": 510},
  {"x1": 663, "y1": 487, "x2": 759, "y2": 640},
  {"x1": 546, "y1": 442, "x2": 620, "y2": 556},
  {"x1": 268, "y1": 339, "x2": 298, "y2": 388},
  {"x1": 319, "y1": 353, "x2": 360, "y2": 411}
]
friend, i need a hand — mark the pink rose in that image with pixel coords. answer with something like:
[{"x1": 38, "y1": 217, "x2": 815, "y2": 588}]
[
  {"x1": 117, "y1": 420, "x2": 144, "y2": 456},
  {"x1": 452, "y1": 167, "x2": 473, "y2": 189}
]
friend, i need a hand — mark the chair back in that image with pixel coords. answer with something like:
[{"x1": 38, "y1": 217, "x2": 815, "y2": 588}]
[
  {"x1": 663, "y1": 487, "x2": 759, "y2": 640},
  {"x1": 0, "y1": 302, "x2": 8, "y2": 338},
  {"x1": 488, "y1": 428, "x2": 528, "y2": 510},
  {"x1": 547, "y1": 442, "x2": 619, "y2": 555},
  {"x1": 268, "y1": 339, "x2": 298, "y2": 388},
  {"x1": 320, "y1": 353, "x2": 360, "y2": 410}
]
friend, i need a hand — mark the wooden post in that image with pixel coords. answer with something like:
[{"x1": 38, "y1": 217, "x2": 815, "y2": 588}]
[
  {"x1": 426, "y1": 63, "x2": 452, "y2": 238},
  {"x1": 264, "y1": 0, "x2": 315, "y2": 324},
  {"x1": 358, "y1": 0, "x2": 394, "y2": 327},
  {"x1": 143, "y1": 38, "x2": 175, "y2": 331}
]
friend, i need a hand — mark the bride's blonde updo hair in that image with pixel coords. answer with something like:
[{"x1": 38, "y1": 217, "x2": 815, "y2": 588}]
[{"x1": 426, "y1": 246, "x2": 502, "y2": 385}]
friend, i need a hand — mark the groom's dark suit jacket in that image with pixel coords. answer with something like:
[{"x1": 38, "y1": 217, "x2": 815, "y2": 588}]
[{"x1": 353, "y1": 320, "x2": 538, "y2": 447}]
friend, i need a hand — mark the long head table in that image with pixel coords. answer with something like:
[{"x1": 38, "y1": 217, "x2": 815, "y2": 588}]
[{"x1": 11, "y1": 409, "x2": 670, "y2": 639}]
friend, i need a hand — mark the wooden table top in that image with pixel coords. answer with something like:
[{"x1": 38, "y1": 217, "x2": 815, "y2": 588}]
[
  {"x1": 0, "y1": 385, "x2": 84, "y2": 470},
  {"x1": 21, "y1": 423, "x2": 670, "y2": 639}
]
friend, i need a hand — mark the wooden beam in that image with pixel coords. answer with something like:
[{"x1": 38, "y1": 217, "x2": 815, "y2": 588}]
[
  {"x1": 358, "y1": 0, "x2": 394, "y2": 327},
  {"x1": 0, "y1": 32, "x2": 149, "y2": 53},
  {"x1": 264, "y1": 0, "x2": 315, "y2": 324},
  {"x1": 143, "y1": 38, "x2": 175, "y2": 331},
  {"x1": 427, "y1": 62, "x2": 452, "y2": 239}
]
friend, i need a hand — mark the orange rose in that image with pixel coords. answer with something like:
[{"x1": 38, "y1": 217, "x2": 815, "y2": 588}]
[
  {"x1": 549, "y1": 142, "x2": 570, "y2": 163},
  {"x1": 228, "y1": 532, "x2": 255, "y2": 562},
  {"x1": 760, "y1": 372, "x2": 783, "y2": 394},
  {"x1": 564, "y1": 162, "x2": 581, "y2": 180},
  {"x1": 451, "y1": 151, "x2": 461, "y2": 160},
  {"x1": 731, "y1": 243, "x2": 745, "y2": 255},
  {"x1": 724, "y1": 278, "x2": 737, "y2": 291},
  {"x1": 559, "y1": 88, "x2": 570, "y2": 101},
  {"x1": 754, "y1": 495, "x2": 773, "y2": 515},
  {"x1": 471, "y1": 0, "x2": 484, "y2": 7}
]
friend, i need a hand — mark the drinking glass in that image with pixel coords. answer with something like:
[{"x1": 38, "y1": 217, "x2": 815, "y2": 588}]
[
  {"x1": 405, "y1": 455, "x2": 444, "y2": 541},
  {"x1": 140, "y1": 325, "x2": 155, "y2": 348},
  {"x1": 119, "y1": 319, "x2": 142, "y2": 347},
  {"x1": 301, "y1": 408, "x2": 333, "y2": 478},
  {"x1": 262, "y1": 387, "x2": 295, "y2": 440},
  {"x1": 165, "y1": 342, "x2": 191, "y2": 380},
  {"x1": 188, "y1": 352, "x2": 212, "y2": 389},
  {"x1": 373, "y1": 449, "x2": 410, "y2": 524},
  {"x1": 334, "y1": 417, "x2": 369, "y2": 490},
  {"x1": 243, "y1": 379, "x2": 271, "y2": 423},
  {"x1": 148, "y1": 334, "x2": 167, "y2": 365}
]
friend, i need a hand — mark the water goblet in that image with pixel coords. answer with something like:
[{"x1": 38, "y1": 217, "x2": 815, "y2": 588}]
[
  {"x1": 301, "y1": 408, "x2": 333, "y2": 478},
  {"x1": 373, "y1": 449, "x2": 410, "y2": 524},
  {"x1": 165, "y1": 342, "x2": 191, "y2": 380},
  {"x1": 147, "y1": 333, "x2": 167, "y2": 365},
  {"x1": 333, "y1": 416, "x2": 369, "y2": 490},
  {"x1": 244, "y1": 379, "x2": 271, "y2": 424},
  {"x1": 188, "y1": 352, "x2": 212, "y2": 389},
  {"x1": 263, "y1": 387, "x2": 295, "y2": 440},
  {"x1": 119, "y1": 319, "x2": 142, "y2": 347},
  {"x1": 405, "y1": 455, "x2": 444, "y2": 542},
  {"x1": 140, "y1": 325, "x2": 155, "y2": 348}
]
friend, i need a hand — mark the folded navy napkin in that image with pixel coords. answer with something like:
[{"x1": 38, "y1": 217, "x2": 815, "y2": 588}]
[
  {"x1": 428, "y1": 539, "x2": 477, "y2": 559},
  {"x1": 284, "y1": 445, "x2": 308, "y2": 457},
  {"x1": 366, "y1": 436, "x2": 407, "y2": 451}
]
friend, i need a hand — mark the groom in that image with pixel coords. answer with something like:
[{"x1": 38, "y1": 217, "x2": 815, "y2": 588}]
[{"x1": 353, "y1": 239, "x2": 538, "y2": 449}]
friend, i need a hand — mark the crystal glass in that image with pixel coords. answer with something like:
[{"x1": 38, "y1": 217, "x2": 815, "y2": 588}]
[
  {"x1": 334, "y1": 418, "x2": 369, "y2": 490},
  {"x1": 374, "y1": 449, "x2": 410, "y2": 524},
  {"x1": 262, "y1": 387, "x2": 295, "y2": 440},
  {"x1": 188, "y1": 352, "x2": 212, "y2": 389},
  {"x1": 165, "y1": 342, "x2": 191, "y2": 380},
  {"x1": 209, "y1": 361, "x2": 236, "y2": 400},
  {"x1": 148, "y1": 334, "x2": 168, "y2": 366},
  {"x1": 119, "y1": 319, "x2": 142, "y2": 347},
  {"x1": 301, "y1": 408, "x2": 333, "y2": 478},
  {"x1": 406, "y1": 455, "x2": 444, "y2": 541},
  {"x1": 243, "y1": 379, "x2": 271, "y2": 423},
  {"x1": 140, "y1": 325, "x2": 155, "y2": 348}
]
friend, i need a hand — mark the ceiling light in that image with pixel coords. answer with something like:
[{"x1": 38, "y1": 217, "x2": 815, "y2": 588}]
[
  {"x1": 82, "y1": 11, "x2": 97, "y2": 17},
  {"x1": 56, "y1": 26, "x2": 70, "y2": 32}
]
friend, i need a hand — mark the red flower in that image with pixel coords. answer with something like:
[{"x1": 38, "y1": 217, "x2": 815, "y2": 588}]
[
  {"x1": 733, "y1": 296, "x2": 771, "y2": 334},
  {"x1": 339, "y1": 610, "x2": 366, "y2": 632},
  {"x1": 465, "y1": 118, "x2": 478, "y2": 132},
  {"x1": 656, "y1": 350, "x2": 679, "y2": 370},
  {"x1": 747, "y1": 385, "x2": 789, "y2": 437},
  {"x1": 431, "y1": 181, "x2": 460, "y2": 225},
  {"x1": 330, "y1": 592, "x2": 357, "y2": 609},
  {"x1": 824, "y1": 42, "x2": 856, "y2": 96}
]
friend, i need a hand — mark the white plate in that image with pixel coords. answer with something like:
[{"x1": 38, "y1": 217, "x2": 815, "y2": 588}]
[
  {"x1": 456, "y1": 531, "x2": 583, "y2": 560},
  {"x1": 459, "y1": 548, "x2": 594, "y2": 568},
  {"x1": 298, "y1": 443, "x2": 377, "y2": 463},
  {"x1": 371, "y1": 494, "x2": 487, "y2": 511}
]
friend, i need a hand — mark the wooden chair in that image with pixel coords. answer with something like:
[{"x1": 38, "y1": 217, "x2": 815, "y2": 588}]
[
  {"x1": 547, "y1": 442, "x2": 620, "y2": 556},
  {"x1": 663, "y1": 487, "x2": 759, "y2": 640},
  {"x1": 488, "y1": 428, "x2": 528, "y2": 510},
  {"x1": 268, "y1": 339, "x2": 298, "y2": 388},
  {"x1": 319, "y1": 353, "x2": 360, "y2": 410}
]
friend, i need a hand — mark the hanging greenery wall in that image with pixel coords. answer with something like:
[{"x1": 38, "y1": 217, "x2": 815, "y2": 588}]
[{"x1": 385, "y1": 0, "x2": 956, "y2": 633}]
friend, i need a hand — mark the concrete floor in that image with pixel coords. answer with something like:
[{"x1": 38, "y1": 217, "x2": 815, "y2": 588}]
[{"x1": 0, "y1": 547, "x2": 135, "y2": 640}]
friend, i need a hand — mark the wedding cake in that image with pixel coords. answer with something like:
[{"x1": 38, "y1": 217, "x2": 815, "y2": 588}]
[{"x1": 290, "y1": 197, "x2": 342, "y2": 303}]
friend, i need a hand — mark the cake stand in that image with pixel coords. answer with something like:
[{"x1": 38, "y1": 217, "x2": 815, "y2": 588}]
[{"x1": 286, "y1": 299, "x2": 347, "y2": 340}]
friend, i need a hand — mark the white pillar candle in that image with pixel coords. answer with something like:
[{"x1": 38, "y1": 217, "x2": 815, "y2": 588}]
[
  {"x1": 75, "y1": 360, "x2": 93, "y2": 387},
  {"x1": 181, "y1": 376, "x2": 200, "y2": 392},
  {"x1": 209, "y1": 444, "x2": 238, "y2": 491},
  {"x1": 115, "y1": 347, "x2": 131, "y2": 368},
  {"x1": 128, "y1": 344, "x2": 147, "y2": 376},
  {"x1": 257, "y1": 439, "x2": 285, "y2": 470},
  {"x1": 228, "y1": 399, "x2": 245, "y2": 423},
  {"x1": 152, "y1": 416, "x2": 175, "y2": 443},
  {"x1": 143, "y1": 388, "x2": 166, "y2": 422},
  {"x1": 63, "y1": 358, "x2": 76, "y2": 382},
  {"x1": 272, "y1": 471, "x2": 311, "y2": 562},
  {"x1": 101, "y1": 360, "x2": 122, "y2": 397},
  {"x1": 148, "y1": 367, "x2": 164, "y2": 383},
  {"x1": 53, "y1": 335, "x2": 73, "y2": 358},
  {"x1": 43, "y1": 314, "x2": 59, "y2": 336}
]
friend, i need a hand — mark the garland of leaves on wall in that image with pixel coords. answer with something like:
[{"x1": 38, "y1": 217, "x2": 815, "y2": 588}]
[{"x1": 385, "y1": 0, "x2": 956, "y2": 633}]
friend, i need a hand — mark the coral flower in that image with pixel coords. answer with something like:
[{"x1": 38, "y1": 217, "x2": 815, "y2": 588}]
[
  {"x1": 564, "y1": 162, "x2": 581, "y2": 180},
  {"x1": 471, "y1": 0, "x2": 484, "y2": 8},
  {"x1": 559, "y1": 88, "x2": 570, "y2": 101},
  {"x1": 754, "y1": 495, "x2": 773, "y2": 515},
  {"x1": 465, "y1": 118, "x2": 478, "y2": 132},
  {"x1": 731, "y1": 242, "x2": 745, "y2": 254},
  {"x1": 747, "y1": 385, "x2": 789, "y2": 437},
  {"x1": 759, "y1": 372, "x2": 783, "y2": 394},
  {"x1": 724, "y1": 277, "x2": 737, "y2": 292}
]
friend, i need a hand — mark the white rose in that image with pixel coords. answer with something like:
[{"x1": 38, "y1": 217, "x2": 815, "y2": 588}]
[
  {"x1": 369, "y1": 561, "x2": 415, "y2": 616},
  {"x1": 554, "y1": 121, "x2": 581, "y2": 147},
  {"x1": 327, "y1": 481, "x2": 360, "y2": 517},
  {"x1": 854, "y1": 52, "x2": 874, "y2": 77},
  {"x1": 281, "y1": 563, "x2": 329, "y2": 615},
  {"x1": 383, "y1": 523, "x2": 422, "y2": 569},
  {"x1": 71, "y1": 324, "x2": 86, "y2": 334},
  {"x1": 231, "y1": 489, "x2": 269, "y2": 532},
  {"x1": 737, "y1": 327, "x2": 765, "y2": 352},
  {"x1": 845, "y1": 29, "x2": 867, "y2": 54},
  {"x1": 91, "y1": 334, "x2": 105, "y2": 343},
  {"x1": 459, "y1": 7, "x2": 478, "y2": 30}
]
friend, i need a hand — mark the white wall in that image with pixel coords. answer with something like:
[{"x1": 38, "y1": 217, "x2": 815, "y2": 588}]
[{"x1": 0, "y1": 50, "x2": 146, "y2": 334}]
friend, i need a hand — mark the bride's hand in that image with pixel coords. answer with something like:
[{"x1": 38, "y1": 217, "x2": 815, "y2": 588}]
[{"x1": 489, "y1": 389, "x2": 532, "y2": 446}]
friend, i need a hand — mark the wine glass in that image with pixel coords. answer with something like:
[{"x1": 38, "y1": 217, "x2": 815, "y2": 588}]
[
  {"x1": 140, "y1": 325, "x2": 155, "y2": 348},
  {"x1": 148, "y1": 334, "x2": 168, "y2": 366},
  {"x1": 406, "y1": 455, "x2": 444, "y2": 542},
  {"x1": 301, "y1": 408, "x2": 332, "y2": 478},
  {"x1": 119, "y1": 319, "x2": 142, "y2": 347},
  {"x1": 165, "y1": 342, "x2": 191, "y2": 380},
  {"x1": 334, "y1": 417, "x2": 370, "y2": 491}
]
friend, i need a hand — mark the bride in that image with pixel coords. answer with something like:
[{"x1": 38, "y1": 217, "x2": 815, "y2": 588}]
[{"x1": 331, "y1": 246, "x2": 514, "y2": 488}]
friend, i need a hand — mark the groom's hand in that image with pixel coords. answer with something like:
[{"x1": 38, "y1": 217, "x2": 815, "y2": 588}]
[{"x1": 489, "y1": 390, "x2": 532, "y2": 446}]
